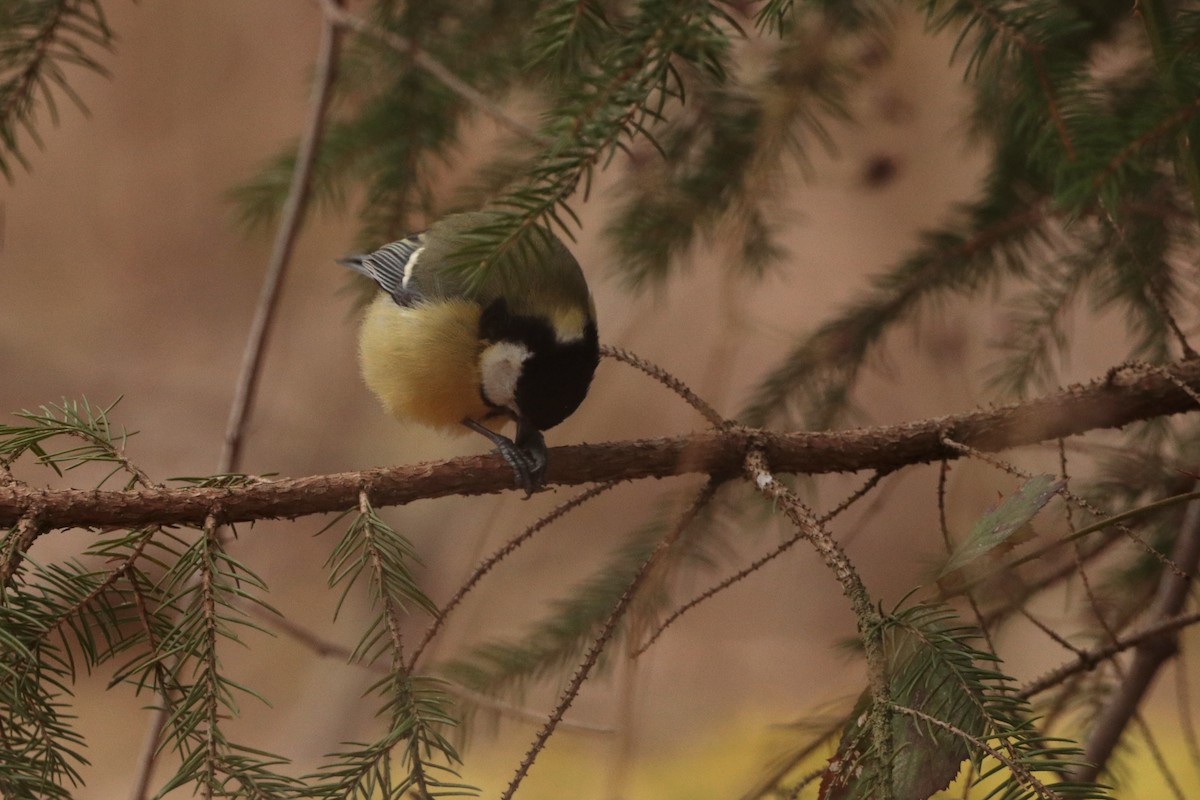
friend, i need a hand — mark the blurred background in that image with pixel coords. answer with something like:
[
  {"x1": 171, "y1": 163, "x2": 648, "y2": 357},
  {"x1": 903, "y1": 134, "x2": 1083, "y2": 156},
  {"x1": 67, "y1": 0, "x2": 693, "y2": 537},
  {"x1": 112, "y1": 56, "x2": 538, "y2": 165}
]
[{"x1": 3, "y1": 2, "x2": 1196, "y2": 797}]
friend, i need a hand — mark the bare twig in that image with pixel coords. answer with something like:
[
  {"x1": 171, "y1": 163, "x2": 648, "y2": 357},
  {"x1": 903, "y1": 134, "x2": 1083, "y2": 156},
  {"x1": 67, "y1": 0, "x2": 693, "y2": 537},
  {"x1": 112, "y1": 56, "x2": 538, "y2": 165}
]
[
  {"x1": 745, "y1": 450, "x2": 891, "y2": 800},
  {"x1": 1020, "y1": 609, "x2": 1200, "y2": 699},
  {"x1": 601, "y1": 344, "x2": 730, "y2": 428},
  {"x1": 407, "y1": 480, "x2": 620, "y2": 670},
  {"x1": 500, "y1": 480, "x2": 718, "y2": 800},
  {"x1": 635, "y1": 469, "x2": 888, "y2": 655},
  {"x1": 220, "y1": 3, "x2": 344, "y2": 473}
]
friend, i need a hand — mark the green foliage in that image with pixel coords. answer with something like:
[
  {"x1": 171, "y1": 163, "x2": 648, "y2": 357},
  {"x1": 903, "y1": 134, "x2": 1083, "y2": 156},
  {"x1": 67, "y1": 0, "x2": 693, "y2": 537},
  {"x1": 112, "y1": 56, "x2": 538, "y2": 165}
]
[
  {"x1": 308, "y1": 673, "x2": 474, "y2": 799},
  {"x1": 1, "y1": 401, "x2": 474, "y2": 797},
  {"x1": 8, "y1": 0, "x2": 1200, "y2": 797},
  {"x1": 939, "y1": 474, "x2": 1061, "y2": 579},
  {"x1": 0, "y1": 398, "x2": 144, "y2": 487},
  {"x1": 0, "y1": 0, "x2": 115, "y2": 181},
  {"x1": 2, "y1": 400, "x2": 298, "y2": 798},
  {"x1": 744, "y1": 0, "x2": 1200, "y2": 428},
  {"x1": 822, "y1": 604, "x2": 1110, "y2": 800},
  {"x1": 318, "y1": 498, "x2": 473, "y2": 797},
  {"x1": 0, "y1": 564, "x2": 92, "y2": 799}
]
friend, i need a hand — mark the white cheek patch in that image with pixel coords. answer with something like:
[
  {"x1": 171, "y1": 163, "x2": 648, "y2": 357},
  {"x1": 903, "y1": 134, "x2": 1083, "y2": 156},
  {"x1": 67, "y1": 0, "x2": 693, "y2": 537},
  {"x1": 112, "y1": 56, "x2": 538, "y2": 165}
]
[{"x1": 480, "y1": 341, "x2": 531, "y2": 411}]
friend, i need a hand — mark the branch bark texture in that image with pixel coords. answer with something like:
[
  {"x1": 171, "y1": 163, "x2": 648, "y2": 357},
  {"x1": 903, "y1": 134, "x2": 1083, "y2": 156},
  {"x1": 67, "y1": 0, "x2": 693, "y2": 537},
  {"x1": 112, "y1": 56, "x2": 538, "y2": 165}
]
[{"x1": 3, "y1": 359, "x2": 1200, "y2": 531}]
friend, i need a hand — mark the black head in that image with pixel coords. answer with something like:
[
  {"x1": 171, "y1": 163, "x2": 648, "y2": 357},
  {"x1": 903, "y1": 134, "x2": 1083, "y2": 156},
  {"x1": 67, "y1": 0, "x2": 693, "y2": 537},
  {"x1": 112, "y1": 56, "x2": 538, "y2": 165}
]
[{"x1": 480, "y1": 298, "x2": 600, "y2": 431}]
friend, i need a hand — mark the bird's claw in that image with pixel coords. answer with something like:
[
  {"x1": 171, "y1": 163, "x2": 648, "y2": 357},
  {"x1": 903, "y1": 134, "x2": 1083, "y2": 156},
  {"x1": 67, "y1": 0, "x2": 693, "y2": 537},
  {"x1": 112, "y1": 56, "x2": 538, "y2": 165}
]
[
  {"x1": 463, "y1": 419, "x2": 548, "y2": 497},
  {"x1": 493, "y1": 438, "x2": 545, "y2": 497}
]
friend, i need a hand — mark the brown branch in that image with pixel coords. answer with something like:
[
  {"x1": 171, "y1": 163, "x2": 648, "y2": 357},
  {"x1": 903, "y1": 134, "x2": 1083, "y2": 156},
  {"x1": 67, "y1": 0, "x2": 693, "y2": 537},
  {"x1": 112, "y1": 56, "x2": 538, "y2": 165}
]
[
  {"x1": 5, "y1": 358, "x2": 1200, "y2": 532},
  {"x1": 1071, "y1": 498, "x2": 1200, "y2": 781},
  {"x1": 1020, "y1": 612, "x2": 1200, "y2": 700},
  {"x1": 746, "y1": 450, "x2": 892, "y2": 800}
]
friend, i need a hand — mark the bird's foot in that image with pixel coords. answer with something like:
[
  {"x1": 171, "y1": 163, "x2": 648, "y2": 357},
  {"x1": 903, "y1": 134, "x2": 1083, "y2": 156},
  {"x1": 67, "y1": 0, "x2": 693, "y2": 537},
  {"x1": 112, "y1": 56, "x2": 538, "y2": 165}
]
[{"x1": 463, "y1": 419, "x2": 547, "y2": 497}]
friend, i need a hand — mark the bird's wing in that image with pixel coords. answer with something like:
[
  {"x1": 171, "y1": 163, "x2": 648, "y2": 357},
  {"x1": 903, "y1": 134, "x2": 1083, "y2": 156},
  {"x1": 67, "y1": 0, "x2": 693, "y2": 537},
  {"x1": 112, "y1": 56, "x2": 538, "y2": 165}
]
[{"x1": 339, "y1": 234, "x2": 427, "y2": 304}]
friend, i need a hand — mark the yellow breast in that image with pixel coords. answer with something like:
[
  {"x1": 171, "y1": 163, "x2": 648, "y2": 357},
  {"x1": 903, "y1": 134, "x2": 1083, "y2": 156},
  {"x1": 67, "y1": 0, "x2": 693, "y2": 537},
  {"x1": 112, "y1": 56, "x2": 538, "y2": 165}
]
[{"x1": 358, "y1": 296, "x2": 494, "y2": 432}]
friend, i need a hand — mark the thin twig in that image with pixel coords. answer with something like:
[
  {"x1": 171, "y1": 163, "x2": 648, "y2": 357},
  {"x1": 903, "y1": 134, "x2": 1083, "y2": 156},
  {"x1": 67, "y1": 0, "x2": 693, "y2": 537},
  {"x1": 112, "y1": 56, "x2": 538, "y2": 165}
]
[
  {"x1": 199, "y1": 514, "x2": 221, "y2": 800},
  {"x1": 635, "y1": 469, "x2": 888, "y2": 655},
  {"x1": 601, "y1": 344, "x2": 730, "y2": 428},
  {"x1": 1018, "y1": 612, "x2": 1200, "y2": 709},
  {"x1": 745, "y1": 451, "x2": 892, "y2": 800},
  {"x1": 500, "y1": 480, "x2": 719, "y2": 800},
  {"x1": 313, "y1": 0, "x2": 548, "y2": 145},
  {"x1": 219, "y1": 4, "x2": 344, "y2": 473},
  {"x1": 407, "y1": 480, "x2": 620, "y2": 670},
  {"x1": 1058, "y1": 438, "x2": 1119, "y2": 645},
  {"x1": 938, "y1": 458, "x2": 998, "y2": 655}
]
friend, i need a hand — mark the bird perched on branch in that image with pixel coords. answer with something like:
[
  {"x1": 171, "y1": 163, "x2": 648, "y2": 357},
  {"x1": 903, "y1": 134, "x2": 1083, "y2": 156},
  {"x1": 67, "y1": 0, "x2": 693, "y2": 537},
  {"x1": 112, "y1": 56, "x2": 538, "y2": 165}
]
[{"x1": 341, "y1": 211, "x2": 600, "y2": 494}]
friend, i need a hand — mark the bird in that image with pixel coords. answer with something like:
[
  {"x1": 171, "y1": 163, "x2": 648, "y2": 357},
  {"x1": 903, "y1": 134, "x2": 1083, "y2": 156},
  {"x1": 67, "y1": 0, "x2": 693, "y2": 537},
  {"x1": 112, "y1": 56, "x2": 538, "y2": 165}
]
[{"x1": 340, "y1": 211, "x2": 600, "y2": 494}]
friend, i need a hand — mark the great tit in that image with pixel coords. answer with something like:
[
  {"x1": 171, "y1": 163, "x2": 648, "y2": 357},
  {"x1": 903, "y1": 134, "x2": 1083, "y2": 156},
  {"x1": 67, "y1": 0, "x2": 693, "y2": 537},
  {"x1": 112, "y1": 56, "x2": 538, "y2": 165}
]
[{"x1": 341, "y1": 211, "x2": 600, "y2": 494}]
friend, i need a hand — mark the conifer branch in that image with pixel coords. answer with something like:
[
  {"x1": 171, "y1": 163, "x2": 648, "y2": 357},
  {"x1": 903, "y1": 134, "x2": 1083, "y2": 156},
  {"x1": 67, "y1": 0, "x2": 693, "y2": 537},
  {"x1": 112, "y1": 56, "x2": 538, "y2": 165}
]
[
  {"x1": 960, "y1": 0, "x2": 1075, "y2": 160},
  {"x1": 5, "y1": 357, "x2": 1200, "y2": 532},
  {"x1": 313, "y1": 0, "x2": 547, "y2": 145},
  {"x1": 1136, "y1": 0, "x2": 1200, "y2": 219},
  {"x1": 0, "y1": 0, "x2": 115, "y2": 180}
]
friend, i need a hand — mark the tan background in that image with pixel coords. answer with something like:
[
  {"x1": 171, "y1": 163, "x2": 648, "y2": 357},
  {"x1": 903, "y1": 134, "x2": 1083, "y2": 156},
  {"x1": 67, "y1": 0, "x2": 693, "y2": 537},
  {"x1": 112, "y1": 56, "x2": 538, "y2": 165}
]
[{"x1": 3, "y1": 3, "x2": 1193, "y2": 797}]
